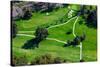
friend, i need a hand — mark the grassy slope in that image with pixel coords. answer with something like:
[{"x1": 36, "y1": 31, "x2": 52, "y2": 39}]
[
  {"x1": 13, "y1": 36, "x2": 80, "y2": 62},
  {"x1": 13, "y1": 18, "x2": 80, "y2": 63},
  {"x1": 13, "y1": 16, "x2": 97, "y2": 63},
  {"x1": 13, "y1": 5, "x2": 97, "y2": 64}
]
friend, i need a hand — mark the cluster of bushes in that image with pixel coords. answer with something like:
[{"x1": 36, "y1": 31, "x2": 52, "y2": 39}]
[
  {"x1": 12, "y1": 53, "x2": 66, "y2": 66},
  {"x1": 64, "y1": 33, "x2": 86, "y2": 47},
  {"x1": 11, "y1": 53, "x2": 28, "y2": 66},
  {"x1": 31, "y1": 54, "x2": 66, "y2": 65},
  {"x1": 78, "y1": 5, "x2": 97, "y2": 28}
]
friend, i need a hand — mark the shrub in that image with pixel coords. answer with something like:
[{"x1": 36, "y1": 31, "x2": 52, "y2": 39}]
[
  {"x1": 31, "y1": 54, "x2": 53, "y2": 65},
  {"x1": 64, "y1": 33, "x2": 86, "y2": 47},
  {"x1": 54, "y1": 57, "x2": 64, "y2": 63},
  {"x1": 31, "y1": 54, "x2": 66, "y2": 65},
  {"x1": 35, "y1": 27, "x2": 49, "y2": 40},
  {"x1": 11, "y1": 54, "x2": 28, "y2": 66}
]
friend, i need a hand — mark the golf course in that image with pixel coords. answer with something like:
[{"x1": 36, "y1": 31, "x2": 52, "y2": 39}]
[{"x1": 11, "y1": 1, "x2": 97, "y2": 66}]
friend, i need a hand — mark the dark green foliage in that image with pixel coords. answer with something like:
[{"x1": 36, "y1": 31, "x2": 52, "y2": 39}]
[
  {"x1": 64, "y1": 33, "x2": 86, "y2": 47},
  {"x1": 31, "y1": 54, "x2": 66, "y2": 65},
  {"x1": 22, "y1": 27, "x2": 49, "y2": 49},
  {"x1": 72, "y1": 36, "x2": 81, "y2": 46},
  {"x1": 11, "y1": 54, "x2": 28, "y2": 66},
  {"x1": 79, "y1": 5, "x2": 97, "y2": 28},
  {"x1": 11, "y1": 21, "x2": 17, "y2": 38},
  {"x1": 22, "y1": 7, "x2": 32, "y2": 20},
  {"x1": 86, "y1": 10, "x2": 97, "y2": 28},
  {"x1": 35, "y1": 27, "x2": 49, "y2": 40},
  {"x1": 22, "y1": 38, "x2": 41, "y2": 49}
]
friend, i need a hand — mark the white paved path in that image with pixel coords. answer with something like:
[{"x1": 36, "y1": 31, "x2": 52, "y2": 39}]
[{"x1": 17, "y1": 34, "x2": 66, "y2": 44}]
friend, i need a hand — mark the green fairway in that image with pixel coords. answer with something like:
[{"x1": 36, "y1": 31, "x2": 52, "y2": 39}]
[{"x1": 16, "y1": 7, "x2": 69, "y2": 31}]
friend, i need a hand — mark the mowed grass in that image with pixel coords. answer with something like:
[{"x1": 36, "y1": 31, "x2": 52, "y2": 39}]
[
  {"x1": 13, "y1": 16, "x2": 97, "y2": 63},
  {"x1": 12, "y1": 36, "x2": 80, "y2": 63},
  {"x1": 16, "y1": 7, "x2": 69, "y2": 31},
  {"x1": 13, "y1": 5, "x2": 97, "y2": 64},
  {"x1": 13, "y1": 16, "x2": 81, "y2": 63},
  {"x1": 48, "y1": 17, "x2": 77, "y2": 41}
]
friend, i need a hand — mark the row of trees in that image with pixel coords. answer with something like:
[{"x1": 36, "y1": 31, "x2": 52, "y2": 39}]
[{"x1": 78, "y1": 5, "x2": 97, "y2": 28}]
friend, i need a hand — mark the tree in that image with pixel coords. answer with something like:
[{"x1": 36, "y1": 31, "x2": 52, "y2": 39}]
[
  {"x1": 35, "y1": 27, "x2": 49, "y2": 40},
  {"x1": 79, "y1": 5, "x2": 97, "y2": 28},
  {"x1": 11, "y1": 21, "x2": 17, "y2": 38},
  {"x1": 22, "y1": 27, "x2": 49, "y2": 49},
  {"x1": 86, "y1": 10, "x2": 97, "y2": 28},
  {"x1": 22, "y1": 7, "x2": 32, "y2": 20}
]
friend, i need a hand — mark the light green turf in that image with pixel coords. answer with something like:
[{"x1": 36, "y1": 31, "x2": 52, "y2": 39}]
[{"x1": 16, "y1": 7, "x2": 69, "y2": 31}]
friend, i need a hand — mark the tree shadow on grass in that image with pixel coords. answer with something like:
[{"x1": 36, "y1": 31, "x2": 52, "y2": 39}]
[{"x1": 22, "y1": 38, "x2": 41, "y2": 49}]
